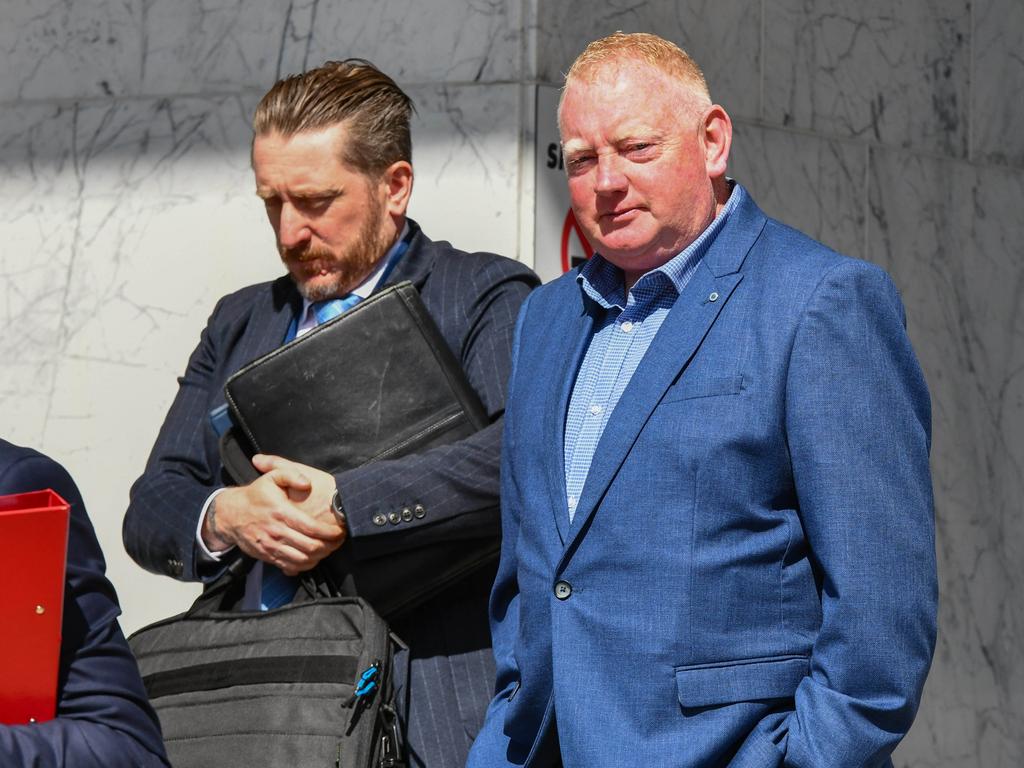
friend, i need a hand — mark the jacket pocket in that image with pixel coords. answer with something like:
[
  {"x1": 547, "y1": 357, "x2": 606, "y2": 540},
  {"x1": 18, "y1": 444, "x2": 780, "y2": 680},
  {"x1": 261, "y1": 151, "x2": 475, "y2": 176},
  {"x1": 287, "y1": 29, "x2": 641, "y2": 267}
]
[
  {"x1": 661, "y1": 373, "x2": 746, "y2": 403},
  {"x1": 674, "y1": 655, "x2": 808, "y2": 709}
]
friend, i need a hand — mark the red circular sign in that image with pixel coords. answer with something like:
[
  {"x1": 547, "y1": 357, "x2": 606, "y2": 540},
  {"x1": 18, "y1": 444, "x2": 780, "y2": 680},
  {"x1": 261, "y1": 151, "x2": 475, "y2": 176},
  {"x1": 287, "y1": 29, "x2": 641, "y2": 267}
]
[{"x1": 560, "y1": 209, "x2": 594, "y2": 273}]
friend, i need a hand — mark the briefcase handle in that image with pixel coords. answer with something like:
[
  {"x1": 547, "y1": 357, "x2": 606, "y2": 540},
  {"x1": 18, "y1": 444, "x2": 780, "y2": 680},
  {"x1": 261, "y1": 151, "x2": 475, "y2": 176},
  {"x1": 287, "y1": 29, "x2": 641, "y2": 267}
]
[{"x1": 193, "y1": 554, "x2": 358, "y2": 616}]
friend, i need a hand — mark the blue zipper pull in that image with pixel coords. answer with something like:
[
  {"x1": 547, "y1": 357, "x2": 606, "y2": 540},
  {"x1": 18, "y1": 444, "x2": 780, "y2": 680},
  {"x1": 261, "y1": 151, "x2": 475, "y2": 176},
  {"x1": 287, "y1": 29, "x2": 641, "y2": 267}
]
[{"x1": 354, "y1": 661, "x2": 380, "y2": 698}]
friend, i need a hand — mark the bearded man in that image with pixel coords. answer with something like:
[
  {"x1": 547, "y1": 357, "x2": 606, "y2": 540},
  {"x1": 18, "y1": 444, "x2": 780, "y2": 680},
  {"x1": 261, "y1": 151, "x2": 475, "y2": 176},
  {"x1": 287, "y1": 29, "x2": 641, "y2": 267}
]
[{"x1": 123, "y1": 59, "x2": 538, "y2": 768}]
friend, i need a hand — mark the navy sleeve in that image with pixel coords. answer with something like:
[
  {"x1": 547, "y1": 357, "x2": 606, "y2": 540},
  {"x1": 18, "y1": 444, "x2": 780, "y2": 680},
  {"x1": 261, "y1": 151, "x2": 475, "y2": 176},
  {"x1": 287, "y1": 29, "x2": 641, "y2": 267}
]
[{"x1": 0, "y1": 450, "x2": 169, "y2": 767}]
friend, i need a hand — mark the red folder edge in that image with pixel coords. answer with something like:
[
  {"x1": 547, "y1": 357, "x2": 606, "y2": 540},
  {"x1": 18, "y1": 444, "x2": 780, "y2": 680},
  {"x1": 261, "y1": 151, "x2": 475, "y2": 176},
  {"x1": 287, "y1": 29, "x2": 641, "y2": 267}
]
[{"x1": 0, "y1": 489, "x2": 70, "y2": 725}]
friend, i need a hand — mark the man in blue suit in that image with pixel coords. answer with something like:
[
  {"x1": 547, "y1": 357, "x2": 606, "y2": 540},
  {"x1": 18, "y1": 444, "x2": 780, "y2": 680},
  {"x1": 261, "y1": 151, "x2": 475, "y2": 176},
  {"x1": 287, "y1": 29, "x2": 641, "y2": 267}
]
[
  {"x1": 469, "y1": 32, "x2": 937, "y2": 768},
  {"x1": 122, "y1": 60, "x2": 537, "y2": 768},
  {"x1": 0, "y1": 439, "x2": 168, "y2": 767}
]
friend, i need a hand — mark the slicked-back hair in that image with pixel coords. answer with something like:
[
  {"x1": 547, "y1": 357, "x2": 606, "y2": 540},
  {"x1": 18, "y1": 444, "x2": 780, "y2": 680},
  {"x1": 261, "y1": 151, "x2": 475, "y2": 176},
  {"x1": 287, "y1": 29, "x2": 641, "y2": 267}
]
[
  {"x1": 564, "y1": 31, "x2": 711, "y2": 105},
  {"x1": 253, "y1": 59, "x2": 414, "y2": 177}
]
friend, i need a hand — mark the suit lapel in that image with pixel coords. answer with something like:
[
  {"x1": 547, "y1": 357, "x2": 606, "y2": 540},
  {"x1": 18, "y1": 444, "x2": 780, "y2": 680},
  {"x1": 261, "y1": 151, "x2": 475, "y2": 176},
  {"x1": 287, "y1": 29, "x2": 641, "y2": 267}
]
[
  {"x1": 544, "y1": 294, "x2": 594, "y2": 544},
  {"x1": 257, "y1": 277, "x2": 303, "y2": 356},
  {"x1": 224, "y1": 277, "x2": 301, "y2": 380},
  {"x1": 377, "y1": 219, "x2": 435, "y2": 293}
]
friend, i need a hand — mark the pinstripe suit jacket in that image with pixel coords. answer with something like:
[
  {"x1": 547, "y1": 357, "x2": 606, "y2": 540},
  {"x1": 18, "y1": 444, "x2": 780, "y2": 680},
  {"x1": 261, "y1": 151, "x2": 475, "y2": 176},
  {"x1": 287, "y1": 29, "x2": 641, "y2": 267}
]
[{"x1": 123, "y1": 220, "x2": 539, "y2": 768}]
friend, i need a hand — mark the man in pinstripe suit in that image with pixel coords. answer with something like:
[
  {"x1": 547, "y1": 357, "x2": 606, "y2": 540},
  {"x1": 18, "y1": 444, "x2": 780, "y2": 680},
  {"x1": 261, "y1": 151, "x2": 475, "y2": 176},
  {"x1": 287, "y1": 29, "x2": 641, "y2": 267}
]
[{"x1": 122, "y1": 59, "x2": 538, "y2": 768}]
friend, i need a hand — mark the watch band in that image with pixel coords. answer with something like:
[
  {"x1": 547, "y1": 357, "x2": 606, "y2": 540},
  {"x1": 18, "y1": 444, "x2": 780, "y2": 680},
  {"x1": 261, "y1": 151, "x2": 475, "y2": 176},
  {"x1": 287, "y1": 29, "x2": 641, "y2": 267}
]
[{"x1": 330, "y1": 488, "x2": 347, "y2": 528}]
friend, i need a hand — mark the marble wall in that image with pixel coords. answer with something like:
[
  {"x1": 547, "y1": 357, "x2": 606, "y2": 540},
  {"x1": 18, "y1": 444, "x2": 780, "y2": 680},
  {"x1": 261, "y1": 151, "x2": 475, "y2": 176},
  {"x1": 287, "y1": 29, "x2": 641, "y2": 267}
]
[{"x1": 1, "y1": 1, "x2": 1020, "y2": 764}]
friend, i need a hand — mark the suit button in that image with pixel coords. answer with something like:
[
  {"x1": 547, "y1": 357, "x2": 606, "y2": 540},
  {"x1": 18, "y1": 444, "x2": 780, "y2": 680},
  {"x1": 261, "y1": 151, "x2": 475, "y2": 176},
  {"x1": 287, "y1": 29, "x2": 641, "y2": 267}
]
[
  {"x1": 372, "y1": 514, "x2": 387, "y2": 526},
  {"x1": 388, "y1": 511, "x2": 401, "y2": 525},
  {"x1": 401, "y1": 507, "x2": 413, "y2": 522},
  {"x1": 413, "y1": 504, "x2": 426, "y2": 519},
  {"x1": 554, "y1": 580, "x2": 572, "y2": 600},
  {"x1": 168, "y1": 559, "x2": 183, "y2": 577}
]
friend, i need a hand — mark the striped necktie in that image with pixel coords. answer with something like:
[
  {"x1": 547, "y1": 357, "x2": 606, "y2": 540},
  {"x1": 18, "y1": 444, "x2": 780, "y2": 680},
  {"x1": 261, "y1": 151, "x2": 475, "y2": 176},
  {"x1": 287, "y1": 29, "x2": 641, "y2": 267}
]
[{"x1": 312, "y1": 293, "x2": 361, "y2": 325}]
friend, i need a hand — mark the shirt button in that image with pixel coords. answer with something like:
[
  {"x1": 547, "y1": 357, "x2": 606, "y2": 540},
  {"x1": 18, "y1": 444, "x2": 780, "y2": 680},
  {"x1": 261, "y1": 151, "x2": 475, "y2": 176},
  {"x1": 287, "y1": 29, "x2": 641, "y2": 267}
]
[
  {"x1": 588, "y1": 403, "x2": 603, "y2": 416},
  {"x1": 372, "y1": 514, "x2": 387, "y2": 526},
  {"x1": 554, "y1": 581, "x2": 572, "y2": 600},
  {"x1": 567, "y1": 496, "x2": 577, "y2": 510},
  {"x1": 620, "y1": 320, "x2": 634, "y2": 333}
]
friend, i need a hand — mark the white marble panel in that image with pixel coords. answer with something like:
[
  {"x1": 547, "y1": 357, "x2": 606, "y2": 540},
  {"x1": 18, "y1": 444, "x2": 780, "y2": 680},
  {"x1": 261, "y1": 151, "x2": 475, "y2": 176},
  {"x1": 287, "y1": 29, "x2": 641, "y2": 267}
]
[
  {"x1": 764, "y1": 0, "x2": 970, "y2": 158},
  {"x1": 729, "y1": 121, "x2": 867, "y2": 259},
  {"x1": 0, "y1": 94, "x2": 279, "y2": 631},
  {"x1": 533, "y1": 0, "x2": 761, "y2": 121},
  {"x1": 867, "y1": 148, "x2": 1024, "y2": 767},
  {"x1": 0, "y1": 0, "x2": 142, "y2": 102},
  {"x1": 42, "y1": 355, "x2": 204, "y2": 635},
  {"x1": 406, "y1": 82, "x2": 521, "y2": 259},
  {"x1": 45, "y1": 95, "x2": 280, "y2": 438},
  {"x1": 295, "y1": 0, "x2": 523, "y2": 84},
  {"x1": 972, "y1": 0, "x2": 1024, "y2": 168},
  {"x1": 0, "y1": 105, "x2": 80, "y2": 447}
]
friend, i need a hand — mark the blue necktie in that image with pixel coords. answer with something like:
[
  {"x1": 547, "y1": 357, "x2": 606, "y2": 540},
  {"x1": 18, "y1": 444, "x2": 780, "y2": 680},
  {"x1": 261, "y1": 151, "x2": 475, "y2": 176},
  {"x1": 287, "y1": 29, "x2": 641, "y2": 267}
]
[
  {"x1": 312, "y1": 293, "x2": 361, "y2": 324},
  {"x1": 258, "y1": 293, "x2": 363, "y2": 610}
]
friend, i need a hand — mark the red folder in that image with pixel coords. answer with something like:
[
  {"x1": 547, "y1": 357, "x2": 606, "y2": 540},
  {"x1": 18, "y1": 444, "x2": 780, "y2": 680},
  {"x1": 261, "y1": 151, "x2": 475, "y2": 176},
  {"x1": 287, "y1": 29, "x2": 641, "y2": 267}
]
[{"x1": 0, "y1": 489, "x2": 70, "y2": 724}]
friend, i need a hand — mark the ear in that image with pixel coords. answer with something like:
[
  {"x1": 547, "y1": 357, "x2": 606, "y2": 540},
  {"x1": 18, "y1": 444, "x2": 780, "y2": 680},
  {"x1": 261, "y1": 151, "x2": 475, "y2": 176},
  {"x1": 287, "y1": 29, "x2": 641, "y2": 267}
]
[
  {"x1": 381, "y1": 160, "x2": 413, "y2": 216},
  {"x1": 702, "y1": 105, "x2": 732, "y2": 180}
]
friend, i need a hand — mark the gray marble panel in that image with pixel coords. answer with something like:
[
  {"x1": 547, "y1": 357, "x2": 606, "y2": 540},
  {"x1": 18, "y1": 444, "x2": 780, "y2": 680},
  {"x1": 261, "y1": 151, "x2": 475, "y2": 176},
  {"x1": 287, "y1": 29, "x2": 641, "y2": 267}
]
[
  {"x1": 67, "y1": 95, "x2": 258, "y2": 198},
  {"x1": 868, "y1": 148, "x2": 1024, "y2": 767},
  {"x1": 0, "y1": 0, "x2": 142, "y2": 102},
  {"x1": 533, "y1": 0, "x2": 760, "y2": 121},
  {"x1": 140, "y1": 0, "x2": 314, "y2": 94},
  {"x1": 764, "y1": 0, "x2": 970, "y2": 158},
  {"x1": 0, "y1": 103, "x2": 77, "y2": 199},
  {"x1": 972, "y1": 0, "x2": 1024, "y2": 168},
  {"x1": 295, "y1": 0, "x2": 523, "y2": 84},
  {"x1": 729, "y1": 121, "x2": 867, "y2": 258},
  {"x1": 406, "y1": 82, "x2": 521, "y2": 258}
]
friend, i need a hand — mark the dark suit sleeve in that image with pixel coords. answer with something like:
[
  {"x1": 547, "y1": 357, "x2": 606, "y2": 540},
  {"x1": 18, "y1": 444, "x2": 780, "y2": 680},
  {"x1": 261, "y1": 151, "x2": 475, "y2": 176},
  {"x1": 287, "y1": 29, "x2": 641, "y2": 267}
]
[
  {"x1": 0, "y1": 453, "x2": 169, "y2": 767},
  {"x1": 780, "y1": 260, "x2": 937, "y2": 766},
  {"x1": 337, "y1": 255, "x2": 538, "y2": 549},
  {"x1": 123, "y1": 296, "x2": 233, "y2": 581}
]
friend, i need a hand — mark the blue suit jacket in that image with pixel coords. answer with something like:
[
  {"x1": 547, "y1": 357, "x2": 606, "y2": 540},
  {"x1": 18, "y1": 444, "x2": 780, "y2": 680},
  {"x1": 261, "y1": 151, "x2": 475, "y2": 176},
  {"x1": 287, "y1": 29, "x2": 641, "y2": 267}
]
[
  {"x1": 123, "y1": 221, "x2": 538, "y2": 768},
  {"x1": 469, "y1": 189, "x2": 937, "y2": 768},
  {"x1": 0, "y1": 440, "x2": 168, "y2": 767}
]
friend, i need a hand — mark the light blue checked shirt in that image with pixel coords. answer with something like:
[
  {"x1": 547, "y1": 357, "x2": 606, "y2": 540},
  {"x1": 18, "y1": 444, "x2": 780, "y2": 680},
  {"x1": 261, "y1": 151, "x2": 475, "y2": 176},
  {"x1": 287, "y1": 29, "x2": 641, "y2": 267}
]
[{"x1": 563, "y1": 184, "x2": 742, "y2": 522}]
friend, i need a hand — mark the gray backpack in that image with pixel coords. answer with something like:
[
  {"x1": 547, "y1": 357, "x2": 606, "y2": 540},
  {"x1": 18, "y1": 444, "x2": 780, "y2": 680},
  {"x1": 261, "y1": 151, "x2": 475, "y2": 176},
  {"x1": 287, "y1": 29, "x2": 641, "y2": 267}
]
[{"x1": 129, "y1": 571, "x2": 406, "y2": 768}]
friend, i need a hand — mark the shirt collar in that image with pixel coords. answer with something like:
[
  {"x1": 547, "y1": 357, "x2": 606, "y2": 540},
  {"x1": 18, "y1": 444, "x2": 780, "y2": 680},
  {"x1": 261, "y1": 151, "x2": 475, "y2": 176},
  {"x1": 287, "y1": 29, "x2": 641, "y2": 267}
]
[
  {"x1": 578, "y1": 181, "x2": 743, "y2": 310},
  {"x1": 298, "y1": 221, "x2": 411, "y2": 320}
]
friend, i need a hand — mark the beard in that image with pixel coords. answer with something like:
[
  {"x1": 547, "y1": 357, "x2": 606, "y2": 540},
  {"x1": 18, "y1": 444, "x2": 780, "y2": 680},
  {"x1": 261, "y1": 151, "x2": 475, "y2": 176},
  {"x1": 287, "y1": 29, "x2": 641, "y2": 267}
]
[{"x1": 281, "y1": 197, "x2": 392, "y2": 302}]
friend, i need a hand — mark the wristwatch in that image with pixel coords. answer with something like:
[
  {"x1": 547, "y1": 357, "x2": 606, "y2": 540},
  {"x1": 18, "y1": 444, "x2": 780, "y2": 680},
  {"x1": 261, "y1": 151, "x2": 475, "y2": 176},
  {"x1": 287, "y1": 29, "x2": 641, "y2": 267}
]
[{"x1": 330, "y1": 488, "x2": 347, "y2": 528}]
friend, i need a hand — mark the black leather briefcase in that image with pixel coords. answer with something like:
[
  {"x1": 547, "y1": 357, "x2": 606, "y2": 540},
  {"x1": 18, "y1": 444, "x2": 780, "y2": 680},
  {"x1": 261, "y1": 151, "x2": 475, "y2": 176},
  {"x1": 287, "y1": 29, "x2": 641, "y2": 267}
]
[{"x1": 221, "y1": 281, "x2": 488, "y2": 480}]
